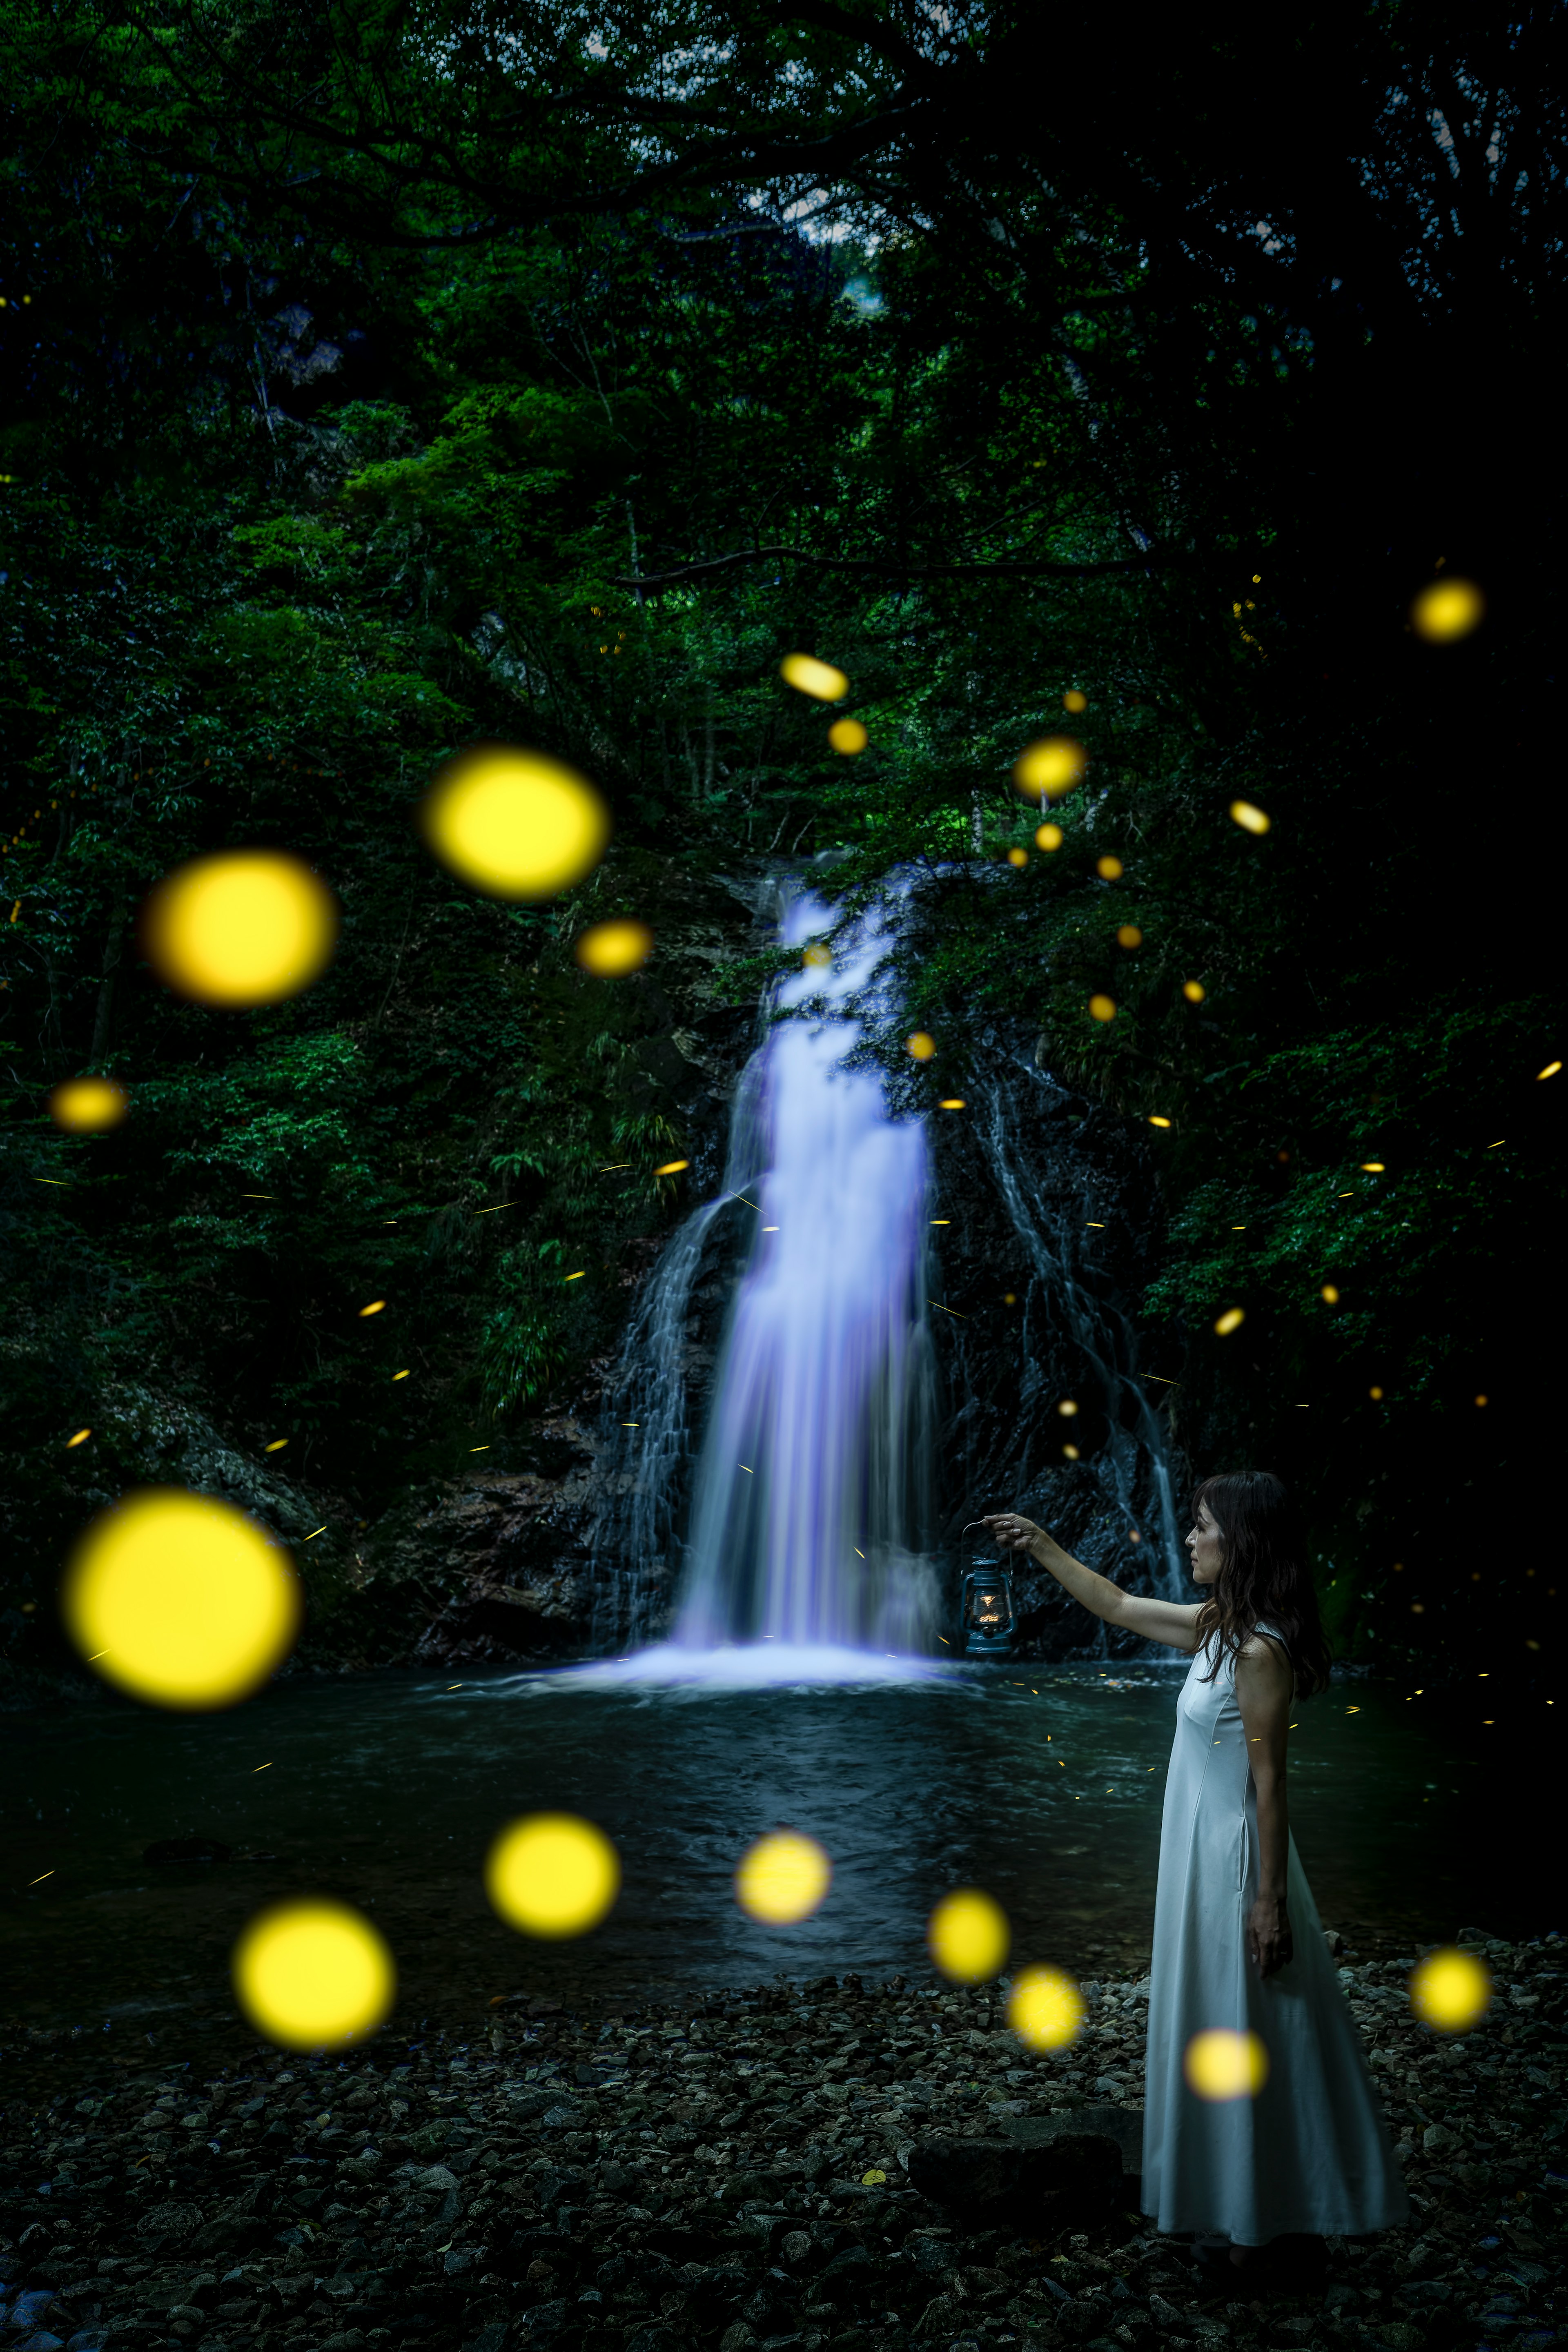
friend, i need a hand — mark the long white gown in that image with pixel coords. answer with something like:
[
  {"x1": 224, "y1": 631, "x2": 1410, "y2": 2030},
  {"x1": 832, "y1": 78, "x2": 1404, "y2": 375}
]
[{"x1": 1141, "y1": 1627, "x2": 1408, "y2": 2243}]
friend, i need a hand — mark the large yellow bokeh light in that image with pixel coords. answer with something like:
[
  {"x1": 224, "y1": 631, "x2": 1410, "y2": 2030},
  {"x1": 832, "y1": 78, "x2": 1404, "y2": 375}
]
[
  {"x1": 485, "y1": 1813, "x2": 621, "y2": 1939},
  {"x1": 233, "y1": 1899, "x2": 396, "y2": 2051},
  {"x1": 61, "y1": 1488, "x2": 301, "y2": 1709},
  {"x1": 419, "y1": 744, "x2": 610, "y2": 900},
  {"x1": 1008, "y1": 1964, "x2": 1085, "y2": 2050},
  {"x1": 735, "y1": 1831, "x2": 832, "y2": 1924},
  {"x1": 1013, "y1": 736, "x2": 1086, "y2": 802},
  {"x1": 780, "y1": 653, "x2": 848, "y2": 702},
  {"x1": 1412, "y1": 578, "x2": 1485, "y2": 643},
  {"x1": 140, "y1": 851, "x2": 339, "y2": 1007},
  {"x1": 575, "y1": 919, "x2": 653, "y2": 976},
  {"x1": 928, "y1": 1888, "x2": 1010, "y2": 1982},
  {"x1": 1184, "y1": 2028, "x2": 1270, "y2": 2100},
  {"x1": 1410, "y1": 1947, "x2": 1492, "y2": 2033},
  {"x1": 49, "y1": 1076, "x2": 129, "y2": 1131}
]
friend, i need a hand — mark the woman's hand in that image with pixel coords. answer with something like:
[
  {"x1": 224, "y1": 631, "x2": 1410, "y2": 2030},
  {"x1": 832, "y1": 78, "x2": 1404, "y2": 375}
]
[
  {"x1": 979, "y1": 1512, "x2": 1043, "y2": 1555},
  {"x1": 1247, "y1": 1895, "x2": 1294, "y2": 1978}
]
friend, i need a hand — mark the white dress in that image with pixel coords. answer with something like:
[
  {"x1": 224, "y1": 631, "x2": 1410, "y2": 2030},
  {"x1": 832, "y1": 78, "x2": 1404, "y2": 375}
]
[{"x1": 1141, "y1": 1627, "x2": 1408, "y2": 2243}]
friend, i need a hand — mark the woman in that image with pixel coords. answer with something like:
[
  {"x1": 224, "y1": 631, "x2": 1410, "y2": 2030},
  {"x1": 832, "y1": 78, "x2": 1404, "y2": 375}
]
[{"x1": 981, "y1": 1472, "x2": 1406, "y2": 2273}]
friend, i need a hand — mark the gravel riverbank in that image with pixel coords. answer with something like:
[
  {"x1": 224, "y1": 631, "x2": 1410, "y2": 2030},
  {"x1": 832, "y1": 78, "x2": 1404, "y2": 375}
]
[{"x1": 2, "y1": 1936, "x2": 1562, "y2": 2352}]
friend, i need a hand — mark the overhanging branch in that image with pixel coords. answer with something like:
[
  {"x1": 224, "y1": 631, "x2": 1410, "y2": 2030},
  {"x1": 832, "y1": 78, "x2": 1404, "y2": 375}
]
[{"x1": 610, "y1": 542, "x2": 1172, "y2": 590}]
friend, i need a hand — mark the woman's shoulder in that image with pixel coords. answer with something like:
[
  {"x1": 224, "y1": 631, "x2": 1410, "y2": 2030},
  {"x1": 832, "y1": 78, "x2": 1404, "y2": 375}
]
[{"x1": 1236, "y1": 1624, "x2": 1293, "y2": 1678}]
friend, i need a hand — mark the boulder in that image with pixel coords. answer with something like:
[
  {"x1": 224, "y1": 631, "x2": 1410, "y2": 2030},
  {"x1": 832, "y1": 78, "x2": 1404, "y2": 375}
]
[
  {"x1": 905, "y1": 2131, "x2": 1122, "y2": 2227},
  {"x1": 1004, "y1": 2104, "x2": 1144, "y2": 2181}
]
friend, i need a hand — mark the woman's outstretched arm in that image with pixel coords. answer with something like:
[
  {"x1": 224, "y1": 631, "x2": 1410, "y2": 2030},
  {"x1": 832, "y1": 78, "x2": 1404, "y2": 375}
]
[
  {"x1": 1236, "y1": 1633, "x2": 1295, "y2": 1976},
  {"x1": 979, "y1": 1513, "x2": 1204, "y2": 1651}
]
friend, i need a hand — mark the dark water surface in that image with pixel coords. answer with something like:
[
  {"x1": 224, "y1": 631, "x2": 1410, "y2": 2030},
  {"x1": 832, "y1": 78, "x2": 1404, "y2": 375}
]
[{"x1": 0, "y1": 1660, "x2": 1534, "y2": 2079}]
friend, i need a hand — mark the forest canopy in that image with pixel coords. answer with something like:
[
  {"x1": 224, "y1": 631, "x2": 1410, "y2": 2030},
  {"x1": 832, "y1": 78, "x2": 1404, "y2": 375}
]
[{"x1": 1, "y1": 0, "x2": 1561, "y2": 1687}]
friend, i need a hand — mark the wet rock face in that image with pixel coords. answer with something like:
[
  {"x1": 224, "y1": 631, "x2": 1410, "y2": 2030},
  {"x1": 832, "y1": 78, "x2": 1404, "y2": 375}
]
[
  {"x1": 923, "y1": 1037, "x2": 1193, "y2": 1662},
  {"x1": 3, "y1": 1934, "x2": 1563, "y2": 2352}
]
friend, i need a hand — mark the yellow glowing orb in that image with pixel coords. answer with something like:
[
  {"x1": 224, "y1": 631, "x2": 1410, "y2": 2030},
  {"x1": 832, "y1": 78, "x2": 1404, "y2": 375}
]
[
  {"x1": 780, "y1": 653, "x2": 849, "y2": 702},
  {"x1": 232, "y1": 1898, "x2": 396, "y2": 2051},
  {"x1": 735, "y1": 1830, "x2": 832, "y2": 1924},
  {"x1": 1117, "y1": 924, "x2": 1142, "y2": 948},
  {"x1": 928, "y1": 1888, "x2": 1010, "y2": 1982},
  {"x1": 1013, "y1": 736, "x2": 1086, "y2": 802},
  {"x1": 940, "y1": 1097, "x2": 966, "y2": 1109},
  {"x1": 1088, "y1": 994, "x2": 1116, "y2": 1023},
  {"x1": 1008, "y1": 1964, "x2": 1085, "y2": 2050},
  {"x1": 1007, "y1": 847, "x2": 1028, "y2": 868},
  {"x1": 419, "y1": 744, "x2": 609, "y2": 900},
  {"x1": 49, "y1": 1076, "x2": 129, "y2": 1132},
  {"x1": 1184, "y1": 2028, "x2": 1269, "y2": 2099},
  {"x1": 1096, "y1": 855, "x2": 1123, "y2": 881},
  {"x1": 1214, "y1": 1307, "x2": 1245, "y2": 1336},
  {"x1": 828, "y1": 717, "x2": 868, "y2": 753},
  {"x1": 1538, "y1": 1060, "x2": 1562, "y2": 1081},
  {"x1": 907, "y1": 1032, "x2": 937, "y2": 1061},
  {"x1": 1036, "y1": 824, "x2": 1063, "y2": 851},
  {"x1": 1230, "y1": 800, "x2": 1271, "y2": 835},
  {"x1": 1321, "y1": 1284, "x2": 1340, "y2": 1304},
  {"x1": 1058, "y1": 1399, "x2": 1079, "y2": 1416},
  {"x1": 802, "y1": 944, "x2": 833, "y2": 968},
  {"x1": 1063, "y1": 689, "x2": 1088, "y2": 714},
  {"x1": 1412, "y1": 578, "x2": 1485, "y2": 642},
  {"x1": 140, "y1": 850, "x2": 339, "y2": 1007},
  {"x1": 62, "y1": 1487, "x2": 301, "y2": 1709},
  {"x1": 1183, "y1": 980, "x2": 1206, "y2": 1003},
  {"x1": 1149, "y1": 1115, "x2": 1172, "y2": 1128},
  {"x1": 1410, "y1": 1947, "x2": 1492, "y2": 2032},
  {"x1": 485, "y1": 1813, "x2": 621, "y2": 1939},
  {"x1": 655, "y1": 1158, "x2": 689, "y2": 1176},
  {"x1": 576, "y1": 919, "x2": 653, "y2": 976}
]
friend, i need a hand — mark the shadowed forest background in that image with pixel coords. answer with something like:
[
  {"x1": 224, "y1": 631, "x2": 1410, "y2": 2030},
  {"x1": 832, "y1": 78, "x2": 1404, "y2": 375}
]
[{"x1": 0, "y1": 0, "x2": 1562, "y2": 1701}]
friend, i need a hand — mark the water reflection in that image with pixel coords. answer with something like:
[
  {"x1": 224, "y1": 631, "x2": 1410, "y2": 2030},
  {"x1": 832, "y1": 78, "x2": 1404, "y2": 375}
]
[{"x1": 0, "y1": 1665, "x2": 1506, "y2": 2076}]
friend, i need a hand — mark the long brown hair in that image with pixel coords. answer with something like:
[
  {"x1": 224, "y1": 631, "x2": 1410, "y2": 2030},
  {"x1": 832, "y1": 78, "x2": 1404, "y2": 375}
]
[{"x1": 1193, "y1": 1470, "x2": 1332, "y2": 1697}]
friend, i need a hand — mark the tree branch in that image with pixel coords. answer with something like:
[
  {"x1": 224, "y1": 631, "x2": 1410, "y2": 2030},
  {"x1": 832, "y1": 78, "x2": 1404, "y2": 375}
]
[{"x1": 610, "y1": 543, "x2": 1173, "y2": 591}]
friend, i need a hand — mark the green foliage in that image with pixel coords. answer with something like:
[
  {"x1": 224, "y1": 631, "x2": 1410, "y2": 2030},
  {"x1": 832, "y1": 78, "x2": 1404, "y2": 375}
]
[{"x1": 0, "y1": 0, "x2": 1560, "y2": 1684}]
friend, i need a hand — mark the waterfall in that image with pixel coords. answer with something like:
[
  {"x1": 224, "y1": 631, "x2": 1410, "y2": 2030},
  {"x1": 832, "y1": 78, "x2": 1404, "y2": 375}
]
[
  {"x1": 588, "y1": 873, "x2": 1189, "y2": 1673},
  {"x1": 590, "y1": 882, "x2": 939, "y2": 1663}
]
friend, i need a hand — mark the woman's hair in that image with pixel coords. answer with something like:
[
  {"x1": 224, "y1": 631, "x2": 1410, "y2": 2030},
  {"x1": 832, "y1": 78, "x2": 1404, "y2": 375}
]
[{"x1": 1193, "y1": 1470, "x2": 1332, "y2": 1697}]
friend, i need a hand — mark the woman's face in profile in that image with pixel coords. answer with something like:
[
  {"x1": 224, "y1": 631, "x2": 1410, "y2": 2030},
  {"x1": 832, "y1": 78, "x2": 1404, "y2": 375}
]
[{"x1": 1186, "y1": 1499, "x2": 1223, "y2": 1586}]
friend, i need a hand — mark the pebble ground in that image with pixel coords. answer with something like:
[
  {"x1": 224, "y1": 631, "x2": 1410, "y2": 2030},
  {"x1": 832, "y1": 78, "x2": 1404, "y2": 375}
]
[{"x1": 2, "y1": 1936, "x2": 1561, "y2": 2352}]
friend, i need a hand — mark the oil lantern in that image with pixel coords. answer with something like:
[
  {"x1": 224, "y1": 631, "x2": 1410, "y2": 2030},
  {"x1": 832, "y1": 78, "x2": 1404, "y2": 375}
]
[{"x1": 961, "y1": 1563, "x2": 1017, "y2": 1657}]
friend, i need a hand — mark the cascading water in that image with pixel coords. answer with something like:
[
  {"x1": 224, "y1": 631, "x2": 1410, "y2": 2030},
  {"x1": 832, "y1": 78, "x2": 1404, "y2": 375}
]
[
  {"x1": 590, "y1": 882, "x2": 939, "y2": 1673},
  {"x1": 588, "y1": 870, "x2": 1190, "y2": 1679},
  {"x1": 673, "y1": 892, "x2": 937, "y2": 1651}
]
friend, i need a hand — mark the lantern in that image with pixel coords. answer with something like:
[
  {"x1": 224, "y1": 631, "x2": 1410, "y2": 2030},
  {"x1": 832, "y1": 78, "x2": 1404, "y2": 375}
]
[{"x1": 961, "y1": 1564, "x2": 1017, "y2": 1657}]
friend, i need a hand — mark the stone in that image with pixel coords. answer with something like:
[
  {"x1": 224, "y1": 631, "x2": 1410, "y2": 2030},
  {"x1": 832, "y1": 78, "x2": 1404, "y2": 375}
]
[
  {"x1": 906, "y1": 2130, "x2": 1122, "y2": 2226},
  {"x1": 1377, "y1": 2329, "x2": 1425, "y2": 2352},
  {"x1": 134, "y1": 2199, "x2": 204, "y2": 2244},
  {"x1": 516, "y1": 2298, "x2": 573, "y2": 2343},
  {"x1": 1004, "y1": 2105, "x2": 1144, "y2": 2179},
  {"x1": 913, "y1": 2293, "x2": 967, "y2": 2341}
]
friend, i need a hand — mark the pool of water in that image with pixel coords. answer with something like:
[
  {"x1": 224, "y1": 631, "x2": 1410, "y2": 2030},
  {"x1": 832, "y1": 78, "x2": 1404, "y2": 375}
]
[{"x1": 0, "y1": 1657, "x2": 1530, "y2": 2075}]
